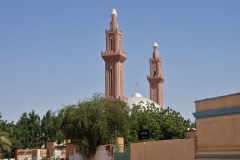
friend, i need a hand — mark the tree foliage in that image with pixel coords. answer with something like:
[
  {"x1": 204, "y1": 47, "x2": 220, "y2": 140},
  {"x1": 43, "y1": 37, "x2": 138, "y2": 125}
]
[
  {"x1": 60, "y1": 94, "x2": 193, "y2": 159},
  {"x1": 41, "y1": 110, "x2": 64, "y2": 146},
  {"x1": 61, "y1": 93, "x2": 130, "y2": 159},
  {"x1": 0, "y1": 110, "x2": 64, "y2": 158},
  {"x1": 129, "y1": 102, "x2": 194, "y2": 142},
  {"x1": 0, "y1": 130, "x2": 12, "y2": 159},
  {"x1": 13, "y1": 111, "x2": 41, "y2": 149},
  {"x1": 0, "y1": 93, "x2": 195, "y2": 159}
]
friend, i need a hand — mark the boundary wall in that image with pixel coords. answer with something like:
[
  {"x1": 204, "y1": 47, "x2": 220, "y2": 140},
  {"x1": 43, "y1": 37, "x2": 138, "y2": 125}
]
[{"x1": 131, "y1": 139, "x2": 196, "y2": 160}]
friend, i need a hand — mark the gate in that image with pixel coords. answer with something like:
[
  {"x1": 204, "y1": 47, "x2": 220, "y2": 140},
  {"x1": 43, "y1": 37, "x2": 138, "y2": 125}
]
[{"x1": 113, "y1": 144, "x2": 130, "y2": 160}]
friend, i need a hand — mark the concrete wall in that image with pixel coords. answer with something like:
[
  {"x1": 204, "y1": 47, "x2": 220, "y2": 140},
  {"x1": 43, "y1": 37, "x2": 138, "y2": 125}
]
[
  {"x1": 197, "y1": 115, "x2": 240, "y2": 147},
  {"x1": 205, "y1": 158, "x2": 240, "y2": 160},
  {"x1": 66, "y1": 143, "x2": 75, "y2": 159},
  {"x1": 131, "y1": 139, "x2": 196, "y2": 160},
  {"x1": 195, "y1": 115, "x2": 240, "y2": 158},
  {"x1": 184, "y1": 130, "x2": 197, "y2": 139},
  {"x1": 46, "y1": 142, "x2": 66, "y2": 159},
  {"x1": 46, "y1": 142, "x2": 55, "y2": 158},
  {"x1": 32, "y1": 149, "x2": 47, "y2": 159},
  {"x1": 54, "y1": 147, "x2": 66, "y2": 159},
  {"x1": 15, "y1": 149, "x2": 32, "y2": 160},
  {"x1": 68, "y1": 145, "x2": 111, "y2": 160},
  {"x1": 197, "y1": 159, "x2": 240, "y2": 160},
  {"x1": 194, "y1": 93, "x2": 240, "y2": 159},
  {"x1": 195, "y1": 93, "x2": 240, "y2": 112}
]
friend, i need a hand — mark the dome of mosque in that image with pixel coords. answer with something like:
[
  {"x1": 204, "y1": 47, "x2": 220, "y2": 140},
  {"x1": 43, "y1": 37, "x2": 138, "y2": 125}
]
[
  {"x1": 127, "y1": 92, "x2": 161, "y2": 109},
  {"x1": 131, "y1": 92, "x2": 142, "y2": 97},
  {"x1": 153, "y1": 42, "x2": 158, "y2": 49},
  {"x1": 111, "y1": 8, "x2": 117, "y2": 15}
]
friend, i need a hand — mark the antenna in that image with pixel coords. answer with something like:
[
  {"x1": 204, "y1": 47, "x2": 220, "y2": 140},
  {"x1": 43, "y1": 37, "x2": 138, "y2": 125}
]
[
  {"x1": 136, "y1": 82, "x2": 138, "y2": 92},
  {"x1": 113, "y1": 0, "x2": 116, "y2": 8}
]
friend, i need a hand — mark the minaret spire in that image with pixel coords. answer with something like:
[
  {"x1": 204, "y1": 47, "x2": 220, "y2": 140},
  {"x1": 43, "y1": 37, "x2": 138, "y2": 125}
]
[
  {"x1": 147, "y1": 40, "x2": 165, "y2": 108},
  {"x1": 110, "y1": 5, "x2": 118, "y2": 30},
  {"x1": 153, "y1": 41, "x2": 159, "y2": 59},
  {"x1": 101, "y1": 6, "x2": 127, "y2": 100}
]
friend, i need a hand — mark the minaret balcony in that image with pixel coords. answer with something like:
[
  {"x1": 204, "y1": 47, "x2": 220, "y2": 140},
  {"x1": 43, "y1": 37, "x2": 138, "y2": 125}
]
[
  {"x1": 147, "y1": 75, "x2": 165, "y2": 83},
  {"x1": 101, "y1": 50, "x2": 127, "y2": 62}
]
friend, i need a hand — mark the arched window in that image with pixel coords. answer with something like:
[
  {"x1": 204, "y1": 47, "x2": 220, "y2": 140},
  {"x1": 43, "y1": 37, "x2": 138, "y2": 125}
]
[
  {"x1": 110, "y1": 37, "x2": 113, "y2": 50},
  {"x1": 110, "y1": 66, "x2": 113, "y2": 95}
]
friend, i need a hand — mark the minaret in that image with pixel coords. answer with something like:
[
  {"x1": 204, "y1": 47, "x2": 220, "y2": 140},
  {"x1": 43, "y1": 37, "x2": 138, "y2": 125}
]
[
  {"x1": 147, "y1": 42, "x2": 165, "y2": 108},
  {"x1": 101, "y1": 7, "x2": 127, "y2": 99}
]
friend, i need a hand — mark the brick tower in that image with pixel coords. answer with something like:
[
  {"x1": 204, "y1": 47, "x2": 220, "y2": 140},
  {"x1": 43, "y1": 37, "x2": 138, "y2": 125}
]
[
  {"x1": 147, "y1": 42, "x2": 165, "y2": 108},
  {"x1": 101, "y1": 7, "x2": 127, "y2": 99}
]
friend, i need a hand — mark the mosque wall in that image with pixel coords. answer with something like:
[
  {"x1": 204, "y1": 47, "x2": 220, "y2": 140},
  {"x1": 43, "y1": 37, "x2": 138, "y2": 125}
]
[{"x1": 130, "y1": 139, "x2": 196, "y2": 160}]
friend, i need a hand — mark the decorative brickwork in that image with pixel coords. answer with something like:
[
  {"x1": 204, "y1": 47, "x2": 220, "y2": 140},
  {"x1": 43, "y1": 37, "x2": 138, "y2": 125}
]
[
  {"x1": 101, "y1": 8, "x2": 127, "y2": 99},
  {"x1": 147, "y1": 42, "x2": 165, "y2": 108}
]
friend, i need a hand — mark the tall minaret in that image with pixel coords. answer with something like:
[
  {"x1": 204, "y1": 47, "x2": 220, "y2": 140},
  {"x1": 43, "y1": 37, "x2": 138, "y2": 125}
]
[
  {"x1": 101, "y1": 7, "x2": 127, "y2": 99},
  {"x1": 147, "y1": 42, "x2": 165, "y2": 108}
]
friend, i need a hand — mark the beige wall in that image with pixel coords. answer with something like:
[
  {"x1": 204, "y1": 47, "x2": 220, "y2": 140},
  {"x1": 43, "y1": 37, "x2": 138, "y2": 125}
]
[
  {"x1": 68, "y1": 145, "x2": 111, "y2": 160},
  {"x1": 46, "y1": 142, "x2": 66, "y2": 159},
  {"x1": 46, "y1": 142, "x2": 55, "y2": 158},
  {"x1": 54, "y1": 147, "x2": 66, "y2": 159},
  {"x1": 195, "y1": 93, "x2": 240, "y2": 112},
  {"x1": 195, "y1": 93, "x2": 240, "y2": 159},
  {"x1": 131, "y1": 139, "x2": 196, "y2": 160},
  {"x1": 15, "y1": 149, "x2": 32, "y2": 160},
  {"x1": 196, "y1": 159, "x2": 240, "y2": 160},
  {"x1": 32, "y1": 149, "x2": 47, "y2": 159},
  {"x1": 66, "y1": 143, "x2": 75, "y2": 159},
  {"x1": 184, "y1": 130, "x2": 197, "y2": 139},
  {"x1": 195, "y1": 114, "x2": 240, "y2": 157},
  {"x1": 197, "y1": 115, "x2": 240, "y2": 147}
]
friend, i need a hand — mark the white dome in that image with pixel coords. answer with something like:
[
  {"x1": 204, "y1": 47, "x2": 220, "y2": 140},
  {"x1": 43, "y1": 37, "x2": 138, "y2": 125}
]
[
  {"x1": 128, "y1": 92, "x2": 161, "y2": 109},
  {"x1": 111, "y1": 8, "x2": 117, "y2": 15},
  {"x1": 131, "y1": 92, "x2": 142, "y2": 97},
  {"x1": 153, "y1": 42, "x2": 158, "y2": 49}
]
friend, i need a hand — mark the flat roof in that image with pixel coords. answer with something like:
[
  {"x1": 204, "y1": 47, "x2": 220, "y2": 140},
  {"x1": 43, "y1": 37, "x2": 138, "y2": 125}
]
[{"x1": 195, "y1": 92, "x2": 240, "y2": 103}]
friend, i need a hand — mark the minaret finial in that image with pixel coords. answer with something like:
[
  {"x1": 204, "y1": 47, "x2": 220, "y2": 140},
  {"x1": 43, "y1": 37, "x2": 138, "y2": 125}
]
[
  {"x1": 154, "y1": 35, "x2": 156, "y2": 42},
  {"x1": 113, "y1": 0, "x2": 115, "y2": 8},
  {"x1": 136, "y1": 82, "x2": 138, "y2": 92}
]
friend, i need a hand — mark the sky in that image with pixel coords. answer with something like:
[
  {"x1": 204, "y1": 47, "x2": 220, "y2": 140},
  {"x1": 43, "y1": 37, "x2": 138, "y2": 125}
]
[{"x1": 0, "y1": 0, "x2": 240, "y2": 123}]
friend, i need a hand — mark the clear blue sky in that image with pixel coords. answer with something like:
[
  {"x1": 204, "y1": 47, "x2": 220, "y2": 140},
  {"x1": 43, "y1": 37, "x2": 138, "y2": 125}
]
[{"x1": 1, "y1": 0, "x2": 239, "y2": 123}]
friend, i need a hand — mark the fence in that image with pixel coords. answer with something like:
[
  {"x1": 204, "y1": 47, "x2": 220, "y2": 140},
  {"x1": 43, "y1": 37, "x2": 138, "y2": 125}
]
[{"x1": 113, "y1": 144, "x2": 130, "y2": 160}]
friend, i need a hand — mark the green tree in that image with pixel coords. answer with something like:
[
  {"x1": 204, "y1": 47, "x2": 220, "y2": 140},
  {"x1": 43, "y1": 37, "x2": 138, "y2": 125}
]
[
  {"x1": 14, "y1": 111, "x2": 41, "y2": 149},
  {"x1": 41, "y1": 110, "x2": 64, "y2": 147},
  {"x1": 8, "y1": 138, "x2": 22, "y2": 158},
  {"x1": 0, "y1": 130, "x2": 12, "y2": 159},
  {"x1": 129, "y1": 102, "x2": 193, "y2": 141},
  {"x1": 0, "y1": 113, "x2": 14, "y2": 133},
  {"x1": 0, "y1": 113, "x2": 22, "y2": 158},
  {"x1": 61, "y1": 93, "x2": 130, "y2": 160}
]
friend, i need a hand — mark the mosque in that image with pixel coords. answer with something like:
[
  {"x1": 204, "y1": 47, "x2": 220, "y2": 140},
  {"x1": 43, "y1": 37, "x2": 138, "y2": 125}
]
[
  {"x1": 15, "y1": 6, "x2": 240, "y2": 160},
  {"x1": 101, "y1": 7, "x2": 165, "y2": 109}
]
